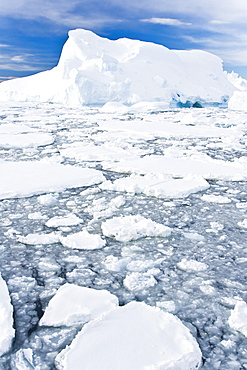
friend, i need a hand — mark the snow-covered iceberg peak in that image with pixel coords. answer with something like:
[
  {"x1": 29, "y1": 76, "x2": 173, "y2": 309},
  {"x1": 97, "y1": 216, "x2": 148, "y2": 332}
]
[{"x1": 0, "y1": 28, "x2": 235, "y2": 107}]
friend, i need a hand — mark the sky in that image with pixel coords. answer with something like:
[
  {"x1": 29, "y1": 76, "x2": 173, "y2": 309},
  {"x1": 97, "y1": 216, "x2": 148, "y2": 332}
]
[{"x1": 0, "y1": 0, "x2": 247, "y2": 82}]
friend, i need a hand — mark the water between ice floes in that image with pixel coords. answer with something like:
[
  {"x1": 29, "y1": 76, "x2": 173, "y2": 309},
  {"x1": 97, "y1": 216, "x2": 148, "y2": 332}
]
[{"x1": 0, "y1": 102, "x2": 247, "y2": 369}]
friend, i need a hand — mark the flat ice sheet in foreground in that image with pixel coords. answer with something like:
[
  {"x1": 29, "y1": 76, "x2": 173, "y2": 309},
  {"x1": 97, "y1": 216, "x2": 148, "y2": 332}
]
[
  {"x1": 0, "y1": 161, "x2": 104, "y2": 199},
  {"x1": 101, "y1": 215, "x2": 171, "y2": 242},
  {"x1": 55, "y1": 301, "x2": 202, "y2": 370},
  {"x1": 40, "y1": 284, "x2": 118, "y2": 327},
  {"x1": 103, "y1": 154, "x2": 247, "y2": 181},
  {"x1": 101, "y1": 173, "x2": 209, "y2": 199},
  {"x1": 0, "y1": 272, "x2": 15, "y2": 356}
]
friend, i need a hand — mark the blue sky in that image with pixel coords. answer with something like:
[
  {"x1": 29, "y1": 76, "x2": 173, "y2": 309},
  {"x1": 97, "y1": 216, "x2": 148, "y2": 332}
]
[{"x1": 0, "y1": 0, "x2": 247, "y2": 82}]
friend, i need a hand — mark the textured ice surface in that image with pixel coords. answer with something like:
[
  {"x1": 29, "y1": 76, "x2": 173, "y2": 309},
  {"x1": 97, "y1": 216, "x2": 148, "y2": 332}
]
[
  {"x1": 101, "y1": 214, "x2": 172, "y2": 242},
  {"x1": 0, "y1": 102, "x2": 247, "y2": 369},
  {"x1": 0, "y1": 273, "x2": 15, "y2": 356},
  {"x1": 101, "y1": 173, "x2": 210, "y2": 199},
  {"x1": 55, "y1": 301, "x2": 202, "y2": 370},
  {"x1": 40, "y1": 284, "x2": 118, "y2": 327}
]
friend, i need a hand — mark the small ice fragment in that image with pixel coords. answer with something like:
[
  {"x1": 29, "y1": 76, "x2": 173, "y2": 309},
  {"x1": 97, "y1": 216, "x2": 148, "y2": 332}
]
[
  {"x1": 201, "y1": 194, "x2": 231, "y2": 203},
  {"x1": 101, "y1": 214, "x2": 171, "y2": 242},
  {"x1": 60, "y1": 230, "x2": 106, "y2": 250},
  {"x1": 237, "y1": 219, "x2": 247, "y2": 228},
  {"x1": 18, "y1": 232, "x2": 60, "y2": 245},
  {"x1": 123, "y1": 271, "x2": 157, "y2": 291},
  {"x1": 228, "y1": 300, "x2": 247, "y2": 336},
  {"x1": 177, "y1": 258, "x2": 208, "y2": 272},
  {"x1": 46, "y1": 213, "x2": 83, "y2": 228}
]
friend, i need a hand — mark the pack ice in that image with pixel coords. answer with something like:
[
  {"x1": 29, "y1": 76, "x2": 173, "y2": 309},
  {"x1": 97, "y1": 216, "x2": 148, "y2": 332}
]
[{"x1": 0, "y1": 28, "x2": 235, "y2": 107}]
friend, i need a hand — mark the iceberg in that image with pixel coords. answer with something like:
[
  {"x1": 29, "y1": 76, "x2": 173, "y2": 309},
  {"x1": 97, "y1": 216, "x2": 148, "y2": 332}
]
[
  {"x1": 55, "y1": 301, "x2": 202, "y2": 370},
  {"x1": 0, "y1": 29, "x2": 235, "y2": 107}
]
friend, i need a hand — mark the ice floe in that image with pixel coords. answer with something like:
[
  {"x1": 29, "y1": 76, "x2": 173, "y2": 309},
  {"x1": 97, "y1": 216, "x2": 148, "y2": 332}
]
[
  {"x1": 18, "y1": 232, "x2": 61, "y2": 245},
  {"x1": 177, "y1": 259, "x2": 208, "y2": 273},
  {"x1": 60, "y1": 230, "x2": 106, "y2": 250},
  {"x1": 55, "y1": 301, "x2": 202, "y2": 370},
  {"x1": 100, "y1": 173, "x2": 210, "y2": 199},
  {"x1": 0, "y1": 273, "x2": 15, "y2": 356},
  {"x1": 0, "y1": 161, "x2": 104, "y2": 200},
  {"x1": 46, "y1": 214, "x2": 83, "y2": 228},
  {"x1": 228, "y1": 301, "x2": 247, "y2": 337},
  {"x1": 101, "y1": 215, "x2": 172, "y2": 242},
  {"x1": 40, "y1": 284, "x2": 118, "y2": 327},
  {"x1": 103, "y1": 153, "x2": 247, "y2": 181}
]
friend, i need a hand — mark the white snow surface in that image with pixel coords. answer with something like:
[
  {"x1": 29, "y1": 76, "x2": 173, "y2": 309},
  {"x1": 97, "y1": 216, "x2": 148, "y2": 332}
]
[
  {"x1": 0, "y1": 29, "x2": 235, "y2": 107},
  {"x1": 40, "y1": 284, "x2": 118, "y2": 327},
  {"x1": 55, "y1": 301, "x2": 202, "y2": 370},
  {"x1": 0, "y1": 161, "x2": 104, "y2": 199},
  {"x1": 228, "y1": 301, "x2": 247, "y2": 337},
  {"x1": 101, "y1": 214, "x2": 172, "y2": 242},
  {"x1": 0, "y1": 273, "x2": 15, "y2": 356}
]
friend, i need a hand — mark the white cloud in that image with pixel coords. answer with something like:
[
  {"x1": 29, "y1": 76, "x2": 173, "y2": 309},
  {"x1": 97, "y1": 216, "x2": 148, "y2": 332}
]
[
  {"x1": 11, "y1": 55, "x2": 25, "y2": 62},
  {"x1": 141, "y1": 17, "x2": 191, "y2": 27}
]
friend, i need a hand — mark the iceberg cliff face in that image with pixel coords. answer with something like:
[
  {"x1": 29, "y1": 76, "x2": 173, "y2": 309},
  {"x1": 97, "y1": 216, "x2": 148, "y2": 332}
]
[{"x1": 0, "y1": 29, "x2": 236, "y2": 107}]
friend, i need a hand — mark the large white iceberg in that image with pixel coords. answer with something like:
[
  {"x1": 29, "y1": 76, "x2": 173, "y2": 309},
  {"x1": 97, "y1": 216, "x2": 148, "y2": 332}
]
[
  {"x1": 0, "y1": 29, "x2": 235, "y2": 107},
  {"x1": 0, "y1": 273, "x2": 15, "y2": 356},
  {"x1": 55, "y1": 301, "x2": 202, "y2": 370}
]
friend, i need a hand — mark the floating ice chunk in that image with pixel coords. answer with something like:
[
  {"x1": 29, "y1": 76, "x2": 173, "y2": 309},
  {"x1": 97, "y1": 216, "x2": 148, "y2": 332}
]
[
  {"x1": 46, "y1": 213, "x2": 83, "y2": 228},
  {"x1": 60, "y1": 230, "x2": 106, "y2": 250},
  {"x1": 237, "y1": 218, "x2": 247, "y2": 228},
  {"x1": 103, "y1": 154, "x2": 247, "y2": 181},
  {"x1": 101, "y1": 214, "x2": 172, "y2": 242},
  {"x1": 60, "y1": 143, "x2": 134, "y2": 162},
  {"x1": 0, "y1": 161, "x2": 104, "y2": 200},
  {"x1": 0, "y1": 132, "x2": 54, "y2": 148},
  {"x1": 100, "y1": 173, "x2": 209, "y2": 199},
  {"x1": 103, "y1": 255, "x2": 131, "y2": 272},
  {"x1": 228, "y1": 301, "x2": 247, "y2": 336},
  {"x1": 38, "y1": 193, "x2": 59, "y2": 206},
  {"x1": 28, "y1": 211, "x2": 48, "y2": 220},
  {"x1": 85, "y1": 195, "x2": 125, "y2": 220},
  {"x1": 0, "y1": 272, "x2": 15, "y2": 356},
  {"x1": 183, "y1": 232, "x2": 205, "y2": 242},
  {"x1": 18, "y1": 232, "x2": 60, "y2": 245},
  {"x1": 177, "y1": 258, "x2": 208, "y2": 272},
  {"x1": 201, "y1": 194, "x2": 231, "y2": 203},
  {"x1": 0, "y1": 123, "x2": 36, "y2": 134},
  {"x1": 40, "y1": 284, "x2": 118, "y2": 327},
  {"x1": 55, "y1": 301, "x2": 202, "y2": 370},
  {"x1": 123, "y1": 271, "x2": 157, "y2": 292}
]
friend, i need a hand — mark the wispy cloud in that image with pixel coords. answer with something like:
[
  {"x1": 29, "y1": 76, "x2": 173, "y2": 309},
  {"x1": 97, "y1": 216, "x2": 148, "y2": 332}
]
[{"x1": 141, "y1": 17, "x2": 191, "y2": 27}]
